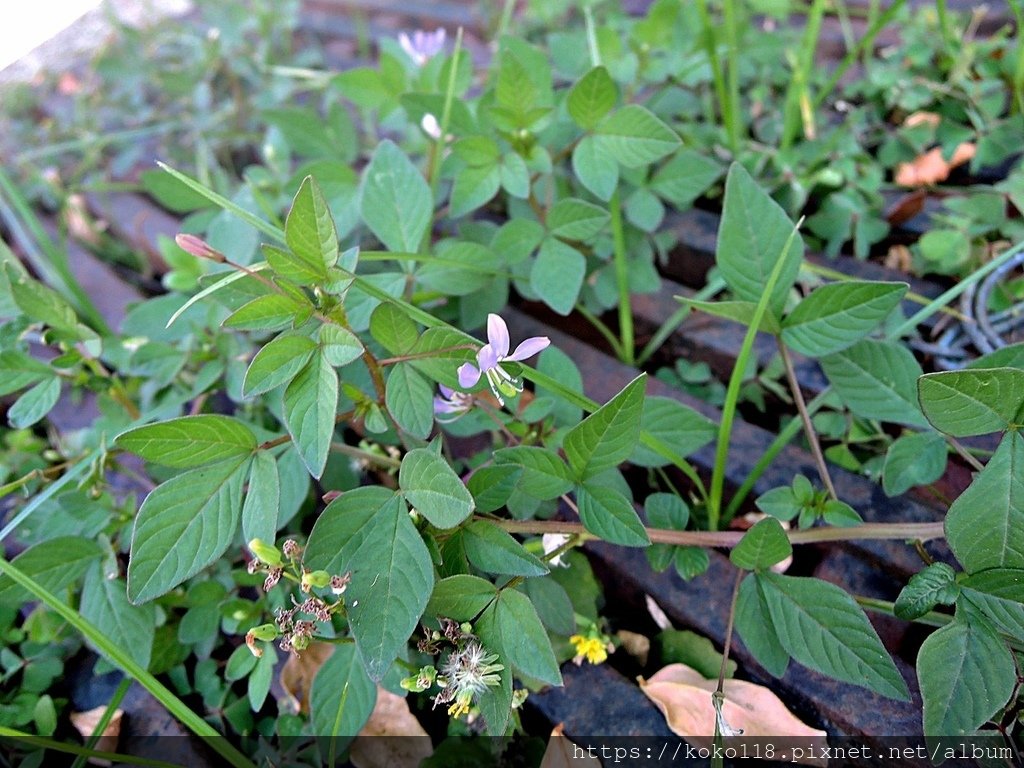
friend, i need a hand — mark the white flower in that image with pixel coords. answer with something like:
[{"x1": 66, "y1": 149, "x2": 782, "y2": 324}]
[
  {"x1": 398, "y1": 29, "x2": 446, "y2": 67},
  {"x1": 421, "y1": 113, "x2": 442, "y2": 140}
]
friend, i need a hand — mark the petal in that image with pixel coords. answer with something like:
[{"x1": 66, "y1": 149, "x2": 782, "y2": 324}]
[
  {"x1": 457, "y1": 363, "x2": 481, "y2": 388},
  {"x1": 438, "y1": 384, "x2": 455, "y2": 399},
  {"x1": 433, "y1": 396, "x2": 458, "y2": 415},
  {"x1": 398, "y1": 32, "x2": 415, "y2": 58},
  {"x1": 476, "y1": 343, "x2": 498, "y2": 372},
  {"x1": 486, "y1": 314, "x2": 510, "y2": 359},
  {"x1": 508, "y1": 336, "x2": 550, "y2": 361}
]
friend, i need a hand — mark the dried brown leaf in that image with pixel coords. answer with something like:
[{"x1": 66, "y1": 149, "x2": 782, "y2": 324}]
[
  {"x1": 70, "y1": 705, "x2": 122, "y2": 766},
  {"x1": 616, "y1": 630, "x2": 651, "y2": 666},
  {"x1": 279, "y1": 641, "x2": 334, "y2": 714},
  {"x1": 904, "y1": 111, "x2": 941, "y2": 128},
  {"x1": 350, "y1": 687, "x2": 433, "y2": 768},
  {"x1": 639, "y1": 663, "x2": 827, "y2": 766},
  {"x1": 540, "y1": 724, "x2": 602, "y2": 768},
  {"x1": 894, "y1": 143, "x2": 976, "y2": 187}
]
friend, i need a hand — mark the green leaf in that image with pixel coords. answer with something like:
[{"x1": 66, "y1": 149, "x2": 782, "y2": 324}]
[
  {"x1": 630, "y1": 396, "x2": 715, "y2": 467},
  {"x1": 650, "y1": 149, "x2": 722, "y2": 209},
  {"x1": 467, "y1": 465, "x2": 523, "y2": 513},
  {"x1": 547, "y1": 198, "x2": 609, "y2": 241},
  {"x1": 242, "y1": 451, "x2": 280, "y2": 545},
  {"x1": 730, "y1": 517, "x2": 792, "y2": 571},
  {"x1": 310, "y1": 644, "x2": 377, "y2": 737},
  {"x1": 945, "y1": 430, "x2": 1024, "y2": 572},
  {"x1": 385, "y1": 364, "x2": 434, "y2": 440},
  {"x1": 595, "y1": 105, "x2": 681, "y2": 167},
  {"x1": 960, "y1": 569, "x2": 1024, "y2": 638},
  {"x1": 716, "y1": 163, "x2": 803, "y2": 316},
  {"x1": 369, "y1": 303, "x2": 419, "y2": 355},
  {"x1": 476, "y1": 666, "x2": 513, "y2": 736},
  {"x1": 493, "y1": 446, "x2": 574, "y2": 500},
  {"x1": 7, "y1": 377, "x2": 60, "y2": 429},
  {"x1": 754, "y1": 486, "x2": 801, "y2": 522},
  {"x1": 463, "y1": 520, "x2": 548, "y2": 577},
  {"x1": 918, "y1": 368, "x2": 1024, "y2": 437},
  {"x1": 524, "y1": 577, "x2": 576, "y2": 636},
  {"x1": 263, "y1": 243, "x2": 323, "y2": 285},
  {"x1": 655, "y1": 629, "x2": 737, "y2": 680},
  {"x1": 893, "y1": 563, "x2": 959, "y2": 621},
  {"x1": 567, "y1": 66, "x2": 617, "y2": 129},
  {"x1": 882, "y1": 432, "x2": 947, "y2": 496},
  {"x1": 284, "y1": 351, "x2": 338, "y2": 479},
  {"x1": 427, "y1": 575, "x2": 497, "y2": 620},
  {"x1": 0, "y1": 537, "x2": 102, "y2": 605},
  {"x1": 248, "y1": 642, "x2": 275, "y2": 711},
  {"x1": 399, "y1": 447, "x2": 475, "y2": 528},
  {"x1": 821, "y1": 339, "x2": 928, "y2": 428},
  {"x1": 360, "y1": 140, "x2": 432, "y2": 253},
  {"x1": 476, "y1": 588, "x2": 561, "y2": 686},
  {"x1": 563, "y1": 374, "x2": 646, "y2": 479},
  {"x1": 530, "y1": 237, "x2": 585, "y2": 316},
  {"x1": 572, "y1": 136, "x2": 619, "y2": 201},
  {"x1": 781, "y1": 281, "x2": 908, "y2": 358},
  {"x1": 285, "y1": 176, "x2": 338, "y2": 277},
  {"x1": 757, "y1": 572, "x2": 909, "y2": 700},
  {"x1": 0, "y1": 351, "x2": 52, "y2": 396},
  {"x1": 577, "y1": 483, "x2": 650, "y2": 547},
  {"x1": 80, "y1": 566, "x2": 155, "y2": 670},
  {"x1": 116, "y1": 415, "x2": 257, "y2": 469},
  {"x1": 305, "y1": 489, "x2": 434, "y2": 680},
  {"x1": 678, "y1": 298, "x2": 781, "y2": 334},
  {"x1": 319, "y1": 324, "x2": 364, "y2": 367},
  {"x1": 127, "y1": 457, "x2": 249, "y2": 603},
  {"x1": 734, "y1": 574, "x2": 789, "y2": 677},
  {"x1": 223, "y1": 294, "x2": 306, "y2": 332},
  {"x1": 918, "y1": 616, "x2": 1014, "y2": 737},
  {"x1": 450, "y1": 164, "x2": 501, "y2": 218},
  {"x1": 242, "y1": 334, "x2": 317, "y2": 397}
]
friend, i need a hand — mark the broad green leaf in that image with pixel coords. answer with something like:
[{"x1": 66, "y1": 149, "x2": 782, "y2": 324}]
[
  {"x1": 945, "y1": 430, "x2": 1024, "y2": 572},
  {"x1": 248, "y1": 642, "x2": 275, "y2": 710},
  {"x1": 893, "y1": 563, "x2": 959, "y2": 621},
  {"x1": 716, "y1": 163, "x2": 803, "y2": 316},
  {"x1": 284, "y1": 351, "x2": 338, "y2": 479},
  {"x1": 781, "y1": 281, "x2": 908, "y2": 358},
  {"x1": 385, "y1": 364, "x2": 434, "y2": 440},
  {"x1": 918, "y1": 616, "x2": 1014, "y2": 737},
  {"x1": 476, "y1": 665, "x2": 513, "y2": 736},
  {"x1": 305, "y1": 489, "x2": 433, "y2": 680},
  {"x1": 360, "y1": 141, "x2": 432, "y2": 253},
  {"x1": 310, "y1": 644, "x2": 377, "y2": 737},
  {"x1": 654, "y1": 629, "x2": 737, "y2": 680},
  {"x1": 960, "y1": 569, "x2": 1024, "y2": 638},
  {"x1": 882, "y1": 432, "x2": 947, "y2": 497},
  {"x1": 406, "y1": 326, "x2": 479, "y2": 388},
  {"x1": 630, "y1": 396, "x2": 715, "y2": 467},
  {"x1": 467, "y1": 465, "x2": 523, "y2": 513},
  {"x1": 80, "y1": 566, "x2": 155, "y2": 670},
  {"x1": 577, "y1": 483, "x2": 650, "y2": 547},
  {"x1": 450, "y1": 164, "x2": 500, "y2": 218},
  {"x1": 524, "y1": 577, "x2": 576, "y2": 636},
  {"x1": 0, "y1": 351, "x2": 53, "y2": 396},
  {"x1": 285, "y1": 176, "x2": 338, "y2": 276},
  {"x1": 369, "y1": 303, "x2": 419, "y2": 355},
  {"x1": 319, "y1": 324, "x2": 364, "y2": 367},
  {"x1": 128, "y1": 456, "x2": 249, "y2": 603},
  {"x1": 0, "y1": 537, "x2": 102, "y2": 605},
  {"x1": 8, "y1": 377, "x2": 60, "y2": 429},
  {"x1": 530, "y1": 237, "x2": 585, "y2": 316},
  {"x1": 572, "y1": 136, "x2": 619, "y2": 201},
  {"x1": 563, "y1": 374, "x2": 646, "y2": 479},
  {"x1": 734, "y1": 575, "x2": 789, "y2": 677},
  {"x1": 755, "y1": 486, "x2": 801, "y2": 522},
  {"x1": 821, "y1": 339, "x2": 928, "y2": 428},
  {"x1": 649, "y1": 149, "x2": 722, "y2": 209},
  {"x1": 567, "y1": 66, "x2": 617, "y2": 129},
  {"x1": 730, "y1": 517, "x2": 792, "y2": 571},
  {"x1": 757, "y1": 572, "x2": 909, "y2": 700},
  {"x1": 547, "y1": 198, "x2": 608, "y2": 241},
  {"x1": 678, "y1": 298, "x2": 780, "y2": 333},
  {"x1": 493, "y1": 447, "x2": 574, "y2": 500},
  {"x1": 400, "y1": 448, "x2": 474, "y2": 528},
  {"x1": 918, "y1": 368, "x2": 1024, "y2": 437},
  {"x1": 417, "y1": 241, "x2": 502, "y2": 297},
  {"x1": 242, "y1": 451, "x2": 280, "y2": 544},
  {"x1": 463, "y1": 520, "x2": 548, "y2": 576},
  {"x1": 595, "y1": 105, "x2": 681, "y2": 167},
  {"x1": 242, "y1": 334, "x2": 317, "y2": 397},
  {"x1": 7, "y1": 266, "x2": 79, "y2": 332},
  {"x1": 116, "y1": 415, "x2": 257, "y2": 469},
  {"x1": 476, "y1": 588, "x2": 562, "y2": 686},
  {"x1": 223, "y1": 294, "x2": 306, "y2": 331},
  {"x1": 427, "y1": 575, "x2": 497, "y2": 620},
  {"x1": 263, "y1": 243, "x2": 325, "y2": 285}
]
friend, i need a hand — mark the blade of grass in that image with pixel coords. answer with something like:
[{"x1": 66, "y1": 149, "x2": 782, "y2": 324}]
[
  {"x1": 0, "y1": 449, "x2": 99, "y2": 541},
  {"x1": 694, "y1": 0, "x2": 734, "y2": 153},
  {"x1": 0, "y1": 556, "x2": 257, "y2": 768},
  {"x1": 781, "y1": 0, "x2": 826, "y2": 150},
  {"x1": 69, "y1": 677, "x2": 132, "y2": 768},
  {"x1": 0, "y1": 726, "x2": 182, "y2": 768},
  {"x1": 610, "y1": 189, "x2": 634, "y2": 364}
]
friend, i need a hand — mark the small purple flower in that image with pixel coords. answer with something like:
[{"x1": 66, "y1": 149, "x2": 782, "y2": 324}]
[
  {"x1": 398, "y1": 29, "x2": 446, "y2": 67},
  {"x1": 433, "y1": 384, "x2": 472, "y2": 422},
  {"x1": 457, "y1": 314, "x2": 549, "y2": 406}
]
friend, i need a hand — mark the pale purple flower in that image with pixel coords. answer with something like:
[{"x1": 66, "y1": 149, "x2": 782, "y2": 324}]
[
  {"x1": 398, "y1": 29, "x2": 446, "y2": 67},
  {"x1": 457, "y1": 314, "x2": 549, "y2": 406},
  {"x1": 433, "y1": 385, "x2": 472, "y2": 422}
]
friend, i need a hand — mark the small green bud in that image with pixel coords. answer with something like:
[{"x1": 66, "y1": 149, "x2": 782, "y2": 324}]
[
  {"x1": 249, "y1": 623, "x2": 279, "y2": 641},
  {"x1": 248, "y1": 538, "x2": 282, "y2": 567},
  {"x1": 301, "y1": 569, "x2": 331, "y2": 591}
]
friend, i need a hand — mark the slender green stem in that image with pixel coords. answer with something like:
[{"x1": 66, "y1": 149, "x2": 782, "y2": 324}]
[
  {"x1": 717, "y1": 569, "x2": 744, "y2": 694},
  {"x1": 935, "y1": 0, "x2": 953, "y2": 57},
  {"x1": 0, "y1": 725, "x2": 179, "y2": 768},
  {"x1": 495, "y1": 0, "x2": 516, "y2": 40},
  {"x1": 855, "y1": 596, "x2": 951, "y2": 628},
  {"x1": 636, "y1": 277, "x2": 725, "y2": 367},
  {"x1": 70, "y1": 677, "x2": 132, "y2": 768},
  {"x1": 0, "y1": 557, "x2": 257, "y2": 768},
  {"x1": 781, "y1": 0, "x2": 826, "y2": 150},
  {"x1": 694, "y1": 0, "x2": 732, "y2": 150},
  {"x1": 330, "y1": 442, "x2": 401, "y2": 469},
  {"x1": 609, "y1": 190, "x2": 634, "y2": 365},
  {"x1": 583, "y1": 5, "x2": 601, "y2": 67},
  {"x1": 721, "y1": 0, "x2": 742, "y2": 155},
  {"x1": 575, "y1": 304, "x2": 625, "y2": 360},
  {"x1": 1009, "y1": 0, "x2": 1024, "y2": 112},
  {"x1": 708, "y1": 222, "x2": 803, "y2": 529},
  {"x1": 425, "y1": 28, "x2": 463, "y2": 229},
  {"x1": 779, "y1": 342, "x2": 837, "y2": 500}
]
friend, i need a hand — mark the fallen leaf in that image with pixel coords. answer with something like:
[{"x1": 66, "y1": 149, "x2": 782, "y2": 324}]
[
  {"x1": 639, "y1": 663, "x2": 827, "y2": 766},
  {"x1": 884, "y1": 245, "x2": 913, "y2": 273},
  {"x1": 279, "y1": 641, "x2": 334, "y2": 714},
  {"x1": 350, "y1": 687, "x2": 433, "y2": 768},
  {"x1": 894, "y1": 143, "x2": 976, "y2": 187},
  {"x1": 904, "y1": 111, "x2": 940, "y2": 128},
  {"x1": 885, "y1": 190, "x2": 926, "y2": 226},
  {"x1": 540, "y1": 724, "x2": 602, "y2": 767},
  {"x1": 70, "y1": 705, "x2": 123, "y2": 766},
  {"x1": 616, "y1": 630, "x2": 651, "y2": 666}
]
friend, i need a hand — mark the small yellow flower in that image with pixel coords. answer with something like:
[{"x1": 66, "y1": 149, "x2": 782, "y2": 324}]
[
  {"x1": 447, "y1": 691, "x2": 472, "y2": 718},
  {"x1": 570, "y1": 634, "x2": 609, "y2": 665}
]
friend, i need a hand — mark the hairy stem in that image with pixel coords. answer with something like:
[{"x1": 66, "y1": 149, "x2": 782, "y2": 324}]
[{"x1": 779, "y1": 341, "x2": 837, "y2": 500}]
